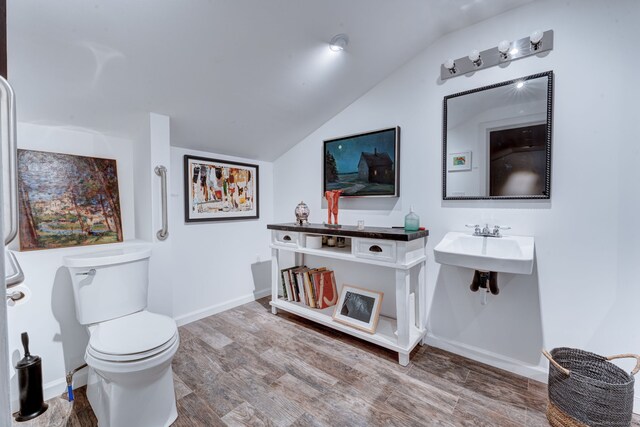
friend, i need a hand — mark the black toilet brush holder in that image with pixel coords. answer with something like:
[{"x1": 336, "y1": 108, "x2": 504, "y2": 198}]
[{"x1": 13, "y1": 332, "x2": 48, "y2": 422}]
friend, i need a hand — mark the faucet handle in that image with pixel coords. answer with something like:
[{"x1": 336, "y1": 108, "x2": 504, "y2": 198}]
[
  {"x1": 492, "y1": 225, "x2": 510, "y2": 236},
  {"x1": 465, "y1": 224, "x2": 481, "y2": 235}
]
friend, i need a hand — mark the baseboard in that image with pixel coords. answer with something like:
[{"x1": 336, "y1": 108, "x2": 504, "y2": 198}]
[
  {"x1": 174, "y1": 288, "x2": 271, "y2": 327},
  {"x1": 11, "y1": 368, "x2": 88, "y2": 413},
  {"x1": 425, "y1": 333, "x2": 548, "y2": 383}
]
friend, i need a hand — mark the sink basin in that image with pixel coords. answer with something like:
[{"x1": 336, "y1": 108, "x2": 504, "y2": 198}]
[{"x1": 433, "y1": 232, "x2": 534, "y2": 274}]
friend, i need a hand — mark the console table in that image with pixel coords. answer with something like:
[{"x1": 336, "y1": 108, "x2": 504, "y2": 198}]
[{"x1": 267, "y1": 223, "x2": 429, "y2": 366}]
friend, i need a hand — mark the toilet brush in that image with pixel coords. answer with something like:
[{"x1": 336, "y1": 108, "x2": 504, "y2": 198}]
[{"x1": 13, "y1": 332, "x2": 48, "y2": 422}]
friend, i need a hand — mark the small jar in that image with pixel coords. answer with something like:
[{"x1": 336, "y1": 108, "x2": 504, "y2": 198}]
[
  {"x1": 337, "y1": 237, "x2": 346, "y2": 248},
  {"x1": 327, "y1": 236, "x2": 336, "y2": 247}
]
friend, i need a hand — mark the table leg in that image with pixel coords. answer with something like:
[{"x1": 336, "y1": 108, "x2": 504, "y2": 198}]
[
  {"x1": 417, "y1": 260, "x2": 427, "y2": 345},
  {"x1": 395, "y1": 269, "x2": 410, "y2": 361},
  {"x1": 271, "y1": 248, "x2": 279, "y2": 314}
]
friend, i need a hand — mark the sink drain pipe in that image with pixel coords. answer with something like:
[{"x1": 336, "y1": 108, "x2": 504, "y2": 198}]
[{"x1": 65, "y1": 364, "x2": 87, "y2": 401}]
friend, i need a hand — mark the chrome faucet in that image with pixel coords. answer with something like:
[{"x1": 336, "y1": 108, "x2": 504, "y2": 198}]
[{"x1": 465, "y1": 224, "x2": 511, "y2": 238}]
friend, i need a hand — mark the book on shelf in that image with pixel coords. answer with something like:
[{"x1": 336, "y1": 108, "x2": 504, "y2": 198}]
[
  {"x1": 316, "y1": 270, "x2": 338, "y2": 309},
  {"x1": 280, "y1": 266, "x2": 302, "y2": 301},
  {"x1": 279, "y1": 266, "x2": 338, "y2": 310},
  {"x1": 292, "y1": 266, "x2": 309, "y2": 305}
]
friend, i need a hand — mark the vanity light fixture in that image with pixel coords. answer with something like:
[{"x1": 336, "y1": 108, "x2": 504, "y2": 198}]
[
  {"x1": 329, "y1": 34, "x2": 349, "y2": 52},
  {"x1": 516, "y1": 81, "x2": 525, "y2": 89},
  {"x1": 468, "y1": 49, "x2": 482, "y2": 67},
  {"x1": 440, "y1": 30, "x2": 554, "y2": 80},
  {"x1": 498, "y1": 40, "x2": 511, "y2": 60}
]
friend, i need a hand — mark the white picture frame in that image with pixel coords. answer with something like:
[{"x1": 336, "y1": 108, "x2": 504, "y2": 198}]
[
  {"x1": 332, "y1": 285, "x2": 383, "y2": 334},
  {"x1": 447, "y1": 151, "x2": 472, "y2": 171}
]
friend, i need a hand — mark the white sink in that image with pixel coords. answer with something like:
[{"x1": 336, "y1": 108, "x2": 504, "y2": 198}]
[{"x1": 433, "y1": 231, "x2": 534, "y2": 274}]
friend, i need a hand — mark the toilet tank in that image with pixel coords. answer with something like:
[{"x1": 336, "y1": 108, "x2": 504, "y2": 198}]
[{"x1": 63, "y1": 245, "x2": 152, "y2": 325}]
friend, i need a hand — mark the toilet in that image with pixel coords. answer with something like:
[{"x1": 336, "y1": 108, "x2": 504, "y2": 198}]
[{"x1": 63, "y1": 245, "x2": 179, "y2": 427}]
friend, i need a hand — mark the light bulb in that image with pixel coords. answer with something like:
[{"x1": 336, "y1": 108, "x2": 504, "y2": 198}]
[
  {"x1": 329, "y1": 34, "x2": 349, "y2": 52},
  {"x1": 498, "y1": 40, "x2": 511, "y2": 54},
  {"x1": 530, "y1": 30, "x2": 543, "y2": 45},
  {"x1": 444, "y1": 59, "x2": 455, "y2": 70},
  {"x1": 468, "y1": 49, "x2": 480, "y2": 62},
  {"x1": 516, "y1": 81, "x2": 524, "y2": 89}
]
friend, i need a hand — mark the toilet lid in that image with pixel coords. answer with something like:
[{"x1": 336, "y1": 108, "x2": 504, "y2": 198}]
[{"x1": 89, "y1": 311, "x2": 177, "y2": 356}]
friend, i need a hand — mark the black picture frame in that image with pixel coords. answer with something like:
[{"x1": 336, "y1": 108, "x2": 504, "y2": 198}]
[
  {"x1": 323, "y1": 126, "x2": 400, "y2": 198},
  {"x1": 184, "y1": 155, "x2": 259, "y2": 222},
  {"x1": 442, "y1": 70, "x2": 553, "y2": 200}
]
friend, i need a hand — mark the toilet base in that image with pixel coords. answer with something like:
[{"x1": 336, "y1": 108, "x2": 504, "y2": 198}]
[{"x1": 86, "y1": 361, "x2": 177, "y2": 427}]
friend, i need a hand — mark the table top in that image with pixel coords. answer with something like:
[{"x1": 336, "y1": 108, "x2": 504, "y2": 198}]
[{"x1": 267, "y1": 223, "x2": 429, "y2": 242}]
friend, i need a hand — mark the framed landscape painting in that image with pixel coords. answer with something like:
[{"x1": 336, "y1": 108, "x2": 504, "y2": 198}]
[
  {"x1": 323, "y1": 127, "x2": 400, "y2": 197},
  {"x1": 184, "y1": 155, "x2": 259, "y2": 222},
  {"x1": 332, "y1": 285, "x2": 383, "y2": 334},
  {"x1": 17, "y1": 149, "x2": 123, "y2": 251}
]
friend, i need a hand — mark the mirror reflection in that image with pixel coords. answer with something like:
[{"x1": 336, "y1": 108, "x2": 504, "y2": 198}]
[{"x1": 443, "y1": 71, "x2": 553, "y2": 200}]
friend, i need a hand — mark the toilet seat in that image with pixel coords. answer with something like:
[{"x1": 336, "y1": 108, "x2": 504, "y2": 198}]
[{"x1": 87, "y1": 310, "x2": 178, "y2": 363}]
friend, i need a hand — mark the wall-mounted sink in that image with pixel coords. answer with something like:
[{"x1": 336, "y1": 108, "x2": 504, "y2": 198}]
[{"x1": 434, "y1": 232, "x2": 534, "y2": 274}]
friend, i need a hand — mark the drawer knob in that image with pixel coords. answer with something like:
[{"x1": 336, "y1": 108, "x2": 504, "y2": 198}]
[
  {"x1": 283, "y1": 235, "x2": 292, "y2": 241},
  {"x1": 369, "y1": 245, "x2": 383, "y2": 253}
]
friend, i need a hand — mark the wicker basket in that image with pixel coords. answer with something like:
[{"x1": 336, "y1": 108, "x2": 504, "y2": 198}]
[{"x1": 543, "y1": 348, "x2": 640, "y2": 427}]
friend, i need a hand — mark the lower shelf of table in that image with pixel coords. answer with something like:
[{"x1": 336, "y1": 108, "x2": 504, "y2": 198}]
[{"x1": 270, "y1": 298, "x2": 426, "y2": 356}]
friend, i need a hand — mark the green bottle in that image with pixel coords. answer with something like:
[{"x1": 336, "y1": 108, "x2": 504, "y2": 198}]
[{"x1": 404, "y1": 205, "x2": 419, "y2": 232}]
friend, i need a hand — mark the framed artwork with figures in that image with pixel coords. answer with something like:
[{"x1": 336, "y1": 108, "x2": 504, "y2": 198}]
[{"x1": 184, "y1": 155, "x2": 259, "y2": 222}]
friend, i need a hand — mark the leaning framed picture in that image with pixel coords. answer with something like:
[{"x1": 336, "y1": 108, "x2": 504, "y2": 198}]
[
  {"x1": 184, "y1": 155, "x2": 259, "y2": 222},
  {"x1": 447, "y1": 151, "x2": 472, "y2": 171},
  {"x1": 323, "y1": 126, "x2": 400, "y2": 197},
  {"x1": 332, "y1": 285, "x2": 383, "y2": 334}
]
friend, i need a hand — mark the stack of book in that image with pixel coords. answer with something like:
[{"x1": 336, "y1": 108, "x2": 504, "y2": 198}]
[{"x1": 280, "y1": 266, "x2": 338, "y2": 309}]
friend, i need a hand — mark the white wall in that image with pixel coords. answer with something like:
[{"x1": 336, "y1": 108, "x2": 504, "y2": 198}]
[
  {"x1": 6, "y1": 123, "x2": 137, "y2": 409},
  {"x1": 169, "y1": 147, "x2": 273, "y2": 325},
  {"x1": 273, "y1": 0, "x2": 640, "y2": 406}
]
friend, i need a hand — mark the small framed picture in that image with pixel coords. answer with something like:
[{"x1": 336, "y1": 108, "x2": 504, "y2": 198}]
[
  {"x1": 332, "y1": 285, "x2": 383, "y2": 334},
  {"x1": 184, "y1": 155, "x2": 259, "y2": 222},
  {"x1": 447, "y1": 151, "x2": 472, "y2": 171}
]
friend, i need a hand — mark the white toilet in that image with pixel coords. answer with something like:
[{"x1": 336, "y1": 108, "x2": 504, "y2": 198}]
[{"x1": 63, "y1": 245, "x2": 179, "y2": 427}]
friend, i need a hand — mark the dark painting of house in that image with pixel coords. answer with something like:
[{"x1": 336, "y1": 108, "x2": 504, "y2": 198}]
[
  {"x1": 17, "y1": 149, "x2": 123, "y2": 251},
  {"x1": 324, "y1": 127, "x2": 399, "y2": 197}
]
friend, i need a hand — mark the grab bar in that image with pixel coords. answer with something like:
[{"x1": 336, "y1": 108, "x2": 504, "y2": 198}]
[
  {"x1": 1, "y1": 76, "x2": 18, "y2": 245},
  {"x1": 5, "y1": 251, "x2": 24, "y2": 288},
  {"x1": 154, "y1": 165, "x2": 168, "y2": 241}
]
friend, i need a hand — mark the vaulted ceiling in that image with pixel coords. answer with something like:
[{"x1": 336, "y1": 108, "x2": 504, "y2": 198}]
[{"x1": 9, "y1": 0, "x2": 536, "y2": 160}]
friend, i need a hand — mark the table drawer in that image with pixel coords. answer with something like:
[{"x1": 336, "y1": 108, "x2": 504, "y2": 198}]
[
  {"x1": 353, "y1": 238, "x2": 396, "y2": 263},
  {"x1": 273, "y1": 231, "x2": 299, "y2": 247}
]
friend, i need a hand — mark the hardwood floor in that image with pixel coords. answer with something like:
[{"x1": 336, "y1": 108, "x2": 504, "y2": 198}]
[{"x1": 12, "y1": 297, "x2": 640, "y2": 426}]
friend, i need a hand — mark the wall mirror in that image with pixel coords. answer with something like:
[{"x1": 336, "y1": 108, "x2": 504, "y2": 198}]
[{"x1": 443, "y1": 71, "x2": 553, "y2": 200}]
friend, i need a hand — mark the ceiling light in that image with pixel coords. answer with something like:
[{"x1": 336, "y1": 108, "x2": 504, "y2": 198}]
[
  {"x1": 516, "y1": 81, "x2": 525, "y2": 89},
  {"x1": 329, "y1": 34, "x2": 349, "y2": 52}
]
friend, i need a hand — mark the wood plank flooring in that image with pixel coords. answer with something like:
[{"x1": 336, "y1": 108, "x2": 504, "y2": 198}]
[{"x1": 12, "y1": 297, "x2": 640, "y2": 426}]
